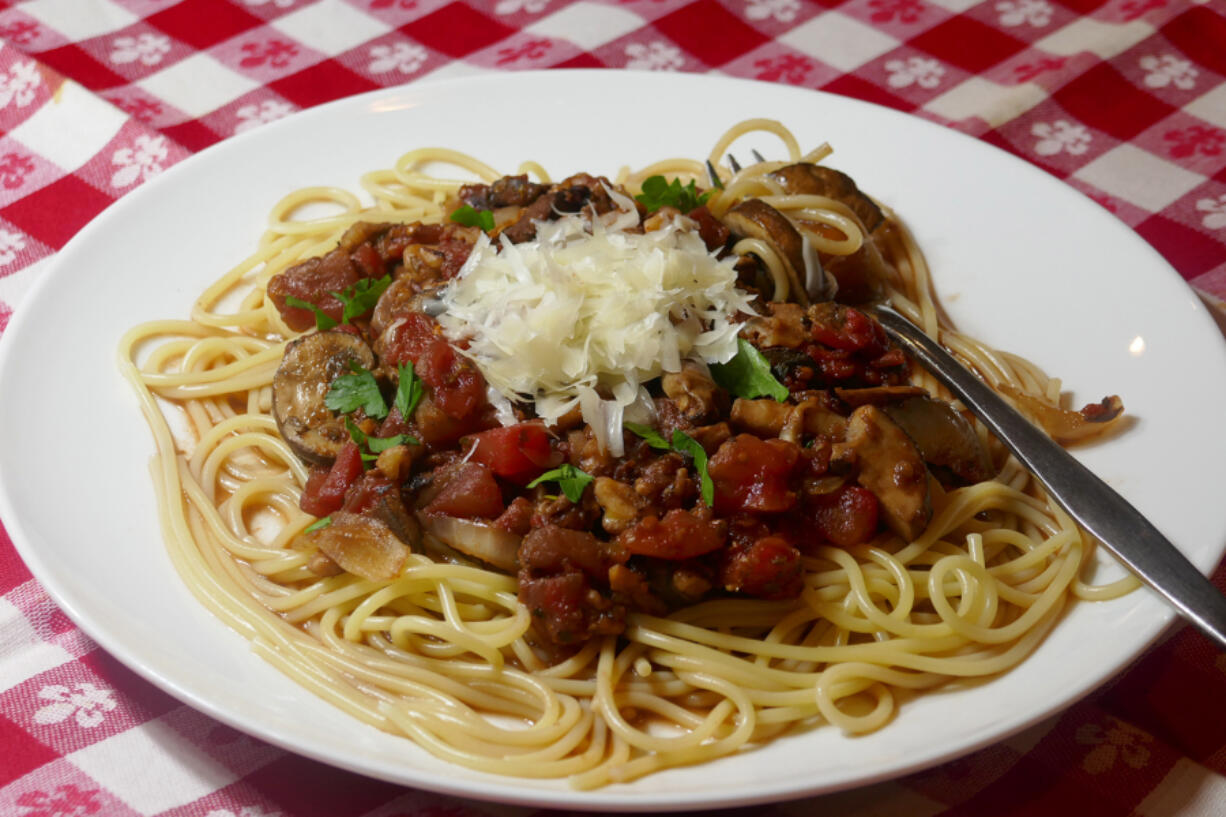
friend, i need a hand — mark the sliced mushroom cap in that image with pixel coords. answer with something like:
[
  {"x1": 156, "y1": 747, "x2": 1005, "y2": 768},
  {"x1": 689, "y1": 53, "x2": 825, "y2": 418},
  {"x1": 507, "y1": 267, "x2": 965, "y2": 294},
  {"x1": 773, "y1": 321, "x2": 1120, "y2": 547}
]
[
  {"x1": 821, "y1": 230, "x2": 890, "y2": 305},
  {"x1": 660, "y1": 361, "x2": 727, "y2": 423},
  {"x1": 272, "y1": 330, "x2": 376, "y2": 464},
  {"x1": 741, "y1": 302, "x2": 809, "y2": 350},
  {"x1": 731, "y1": 398, "x2": 847, "y2": 439},
  {"x1": 841, "y1": 404, "x2": 932, "y2": 541},
  {"x1": 882, "y1": 396, "x2": 995, "y2": 485},
  {"x1": 835, "y1": 385, "x2": 929, "y2": 408},
  {"x1": 300, "y1": 510, "x2": 410, "y2": 583},
  {"x1": 723, "y1": 199, "x2": 809, "y2": 306},
  {"x1": 768, "y1": 164, "x2": 885, "y2": 234}
]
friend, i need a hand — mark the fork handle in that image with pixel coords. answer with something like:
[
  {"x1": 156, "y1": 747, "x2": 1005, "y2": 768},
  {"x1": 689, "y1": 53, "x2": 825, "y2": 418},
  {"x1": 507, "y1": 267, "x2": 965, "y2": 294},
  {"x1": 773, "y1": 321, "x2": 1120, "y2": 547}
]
[{"x1": 870, "y1": 303, "x2": 1226, "y2": 651}]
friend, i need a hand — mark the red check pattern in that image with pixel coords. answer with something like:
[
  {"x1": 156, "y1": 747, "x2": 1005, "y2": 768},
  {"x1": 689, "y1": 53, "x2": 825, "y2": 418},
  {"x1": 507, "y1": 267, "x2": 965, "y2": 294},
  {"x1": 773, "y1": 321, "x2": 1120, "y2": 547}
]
[{"x1": 0, "y1": 1, "x2": 1224, "y2": 815}]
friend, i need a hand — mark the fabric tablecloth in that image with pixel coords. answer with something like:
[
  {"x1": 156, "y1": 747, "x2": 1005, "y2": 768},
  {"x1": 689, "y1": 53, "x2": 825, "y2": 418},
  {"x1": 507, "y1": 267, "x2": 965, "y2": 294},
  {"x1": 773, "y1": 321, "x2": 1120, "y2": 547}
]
[{"x1": 1, "y1": 1, "x2": 1224, "y2": 815}]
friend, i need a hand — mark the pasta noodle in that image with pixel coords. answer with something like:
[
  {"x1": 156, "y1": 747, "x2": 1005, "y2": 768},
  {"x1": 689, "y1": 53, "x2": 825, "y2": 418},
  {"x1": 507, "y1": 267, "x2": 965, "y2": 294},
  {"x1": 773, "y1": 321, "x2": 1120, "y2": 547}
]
[{"x1": 118, "y1": 120, "x2": 1138, "y2": 788}]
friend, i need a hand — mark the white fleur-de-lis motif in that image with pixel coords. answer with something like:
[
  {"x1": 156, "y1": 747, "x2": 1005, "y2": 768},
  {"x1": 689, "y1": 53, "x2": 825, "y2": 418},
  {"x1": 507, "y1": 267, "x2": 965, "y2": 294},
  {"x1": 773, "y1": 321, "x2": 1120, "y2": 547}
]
[
  {"x1": 1197, "y1": 194, "x2": 1226, "y2": 230},
  {"x1": 0, "y1": 60, "x2": 41, "y2": 109},
  {"x1": 234, "y1": 100, "x2": 293, "y2": 133},
  {"x1": 1075, "y1": 717, "x2": 1153, "y2": 773},
  {"x1": 1031, "y1": 119, "x2": 1091, "y2": 156},
  {"x1": 1139, "y1": 54, "x2": 1197, "y2": 90},
  {"x1": 996, "y1": 0, "x2": 1053, "y2": 27},
  {"x1": 110, "y1": 33, "x2": 171, "y2": 67},
  {"x1": 111, "y1": 134, "x2": 168, "y2": 188},
  {"x1": 885, "y1": 56, "x2": 945, "y2": 89},
  {"x1": 746, "y1": 0, "x2": 801, "y2": 23},
  {"x1": 368, "y1": 42, "x2": 428, "y2": 75},
  {"x1": 33, "y1": 683, "x2": 117, "y2": 728},
  {"x1": 0, "y1": 228, "x2": 25, "y2": 266},
  {"x1": 625, "y1": 41, "x2": 684, "y2": 71},
  {"x1": 495, "y1": 0, "x2": 549, "y2": 13}
]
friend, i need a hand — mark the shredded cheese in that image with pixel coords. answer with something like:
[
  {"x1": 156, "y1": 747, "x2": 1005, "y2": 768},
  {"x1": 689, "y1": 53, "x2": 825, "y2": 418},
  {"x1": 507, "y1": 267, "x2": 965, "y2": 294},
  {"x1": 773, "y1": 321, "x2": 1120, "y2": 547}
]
[{"x1": 438, "y1": 210, "x2": 754, "y2": 454}]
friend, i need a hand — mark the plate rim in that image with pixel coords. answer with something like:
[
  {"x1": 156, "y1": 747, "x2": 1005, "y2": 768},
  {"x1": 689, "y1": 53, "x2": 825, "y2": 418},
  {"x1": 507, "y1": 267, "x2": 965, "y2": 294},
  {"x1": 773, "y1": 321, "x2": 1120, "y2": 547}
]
[{"x1": 0, "y1": 69, "x2": 1222, "y2": 811}]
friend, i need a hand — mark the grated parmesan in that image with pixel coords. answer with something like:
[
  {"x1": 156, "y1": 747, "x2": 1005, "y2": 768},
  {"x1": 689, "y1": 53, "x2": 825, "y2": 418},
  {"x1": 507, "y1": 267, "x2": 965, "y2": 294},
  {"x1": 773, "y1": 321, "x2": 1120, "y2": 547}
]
[{"x1": 437, "y1": 209, "x2": 755, "y2": 455}]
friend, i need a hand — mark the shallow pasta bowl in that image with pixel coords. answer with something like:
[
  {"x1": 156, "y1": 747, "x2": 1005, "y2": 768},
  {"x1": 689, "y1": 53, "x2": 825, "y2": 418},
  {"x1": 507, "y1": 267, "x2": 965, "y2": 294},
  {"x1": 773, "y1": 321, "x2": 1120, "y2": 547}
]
[{"x1": 0, "y1": 70, "x2": 1224, "y2": 811}]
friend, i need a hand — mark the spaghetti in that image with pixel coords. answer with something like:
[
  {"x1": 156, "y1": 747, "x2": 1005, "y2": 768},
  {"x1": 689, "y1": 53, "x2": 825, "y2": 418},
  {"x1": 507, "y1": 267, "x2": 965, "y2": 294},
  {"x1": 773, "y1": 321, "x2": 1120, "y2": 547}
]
[{"x1": 119, "y1": 120, "x2": 1136, "y2": 787}]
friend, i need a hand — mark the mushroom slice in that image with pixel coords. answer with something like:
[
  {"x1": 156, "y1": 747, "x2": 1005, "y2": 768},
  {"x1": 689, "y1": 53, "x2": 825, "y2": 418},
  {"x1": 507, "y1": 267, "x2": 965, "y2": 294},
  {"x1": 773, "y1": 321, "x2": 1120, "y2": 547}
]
[
  {"x1": 841, "y1": 405, "x2": 932, "y2": 541},
  {"x1": 835, "y1": 385, "x2": 928, "y2": 408},
  {"x1": 300, "y1": 510, "x2": 410, "y2": 582},
  {"x1": 883, "y1": 396, "x2": 994, "y2": 485},
  {"x1": 731, "y1": 398, "x2": 846, "y2": 439},
  {"x1": 273, "y1": 330, "x2": 376, "y2": 464},
  {"x1": 661, "y1": 361, "x2": 727, "y2": 423},
  {"x1": 768, "y1": 164, "x2": 885, "y2": 233},
  {"x1": 723, "y1": 199, "x2": 809, "y2": 306}
]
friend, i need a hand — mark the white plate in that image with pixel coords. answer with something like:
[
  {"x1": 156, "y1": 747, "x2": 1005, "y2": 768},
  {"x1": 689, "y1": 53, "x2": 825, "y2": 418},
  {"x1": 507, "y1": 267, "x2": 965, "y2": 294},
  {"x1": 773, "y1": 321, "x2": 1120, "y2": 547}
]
[{"x1": 1, "y1": 71, "x2": 1224, "y2": 811}]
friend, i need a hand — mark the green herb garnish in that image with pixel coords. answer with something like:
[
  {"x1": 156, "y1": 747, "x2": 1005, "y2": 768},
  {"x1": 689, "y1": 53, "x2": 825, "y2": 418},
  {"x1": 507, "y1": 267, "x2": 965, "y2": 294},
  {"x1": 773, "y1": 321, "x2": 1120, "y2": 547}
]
[
  {"x1": 670, "y1": 430, "x2": 713, "y2": 506},
  {"x1": 345, "y1": 417, "x2": 417, "y2": 463},
  {"x1": 394, "y1": 362, "x2": 425, "y2": 421},
  {"x1": 450, "y1": 205, "x2": 495, "y2": 231},
  {"x1": 284, "y1": 295, "x2": 338, "y2": 331},
  {"x1": 709, "y1": 338, "x2": 789, "y2": 402},
  {"x1": 625, "y1": 422, "x2": 671, "y2": 451},
  {"x1": 326, "y1": 363, "x2": 387, "y2": 419},
  {"x1": 304, "y1": 515, "x2": 332, "y2": 533},
  {"x1": 527, "y1": 464, "x2": 595, "y2": 504},
  {"x1": 635, "y1": 175, "x2": 711, "y2": 214},
  {"x1": 331, "y1": 274, "x2": 391, "y2": 325}
]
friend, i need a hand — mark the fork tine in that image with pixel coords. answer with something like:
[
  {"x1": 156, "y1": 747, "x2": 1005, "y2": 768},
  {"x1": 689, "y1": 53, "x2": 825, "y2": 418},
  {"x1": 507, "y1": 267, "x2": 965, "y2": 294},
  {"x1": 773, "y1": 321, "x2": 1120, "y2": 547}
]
[
  {"x1": 705, "y1": 159, "x2": 724, "y2": 190},
  {"x1": 751, "y1": 149, "x2": 767, "y2": 164},
  {"x1": 726, "y1": 154, "x2": 742, "y2": 174}
]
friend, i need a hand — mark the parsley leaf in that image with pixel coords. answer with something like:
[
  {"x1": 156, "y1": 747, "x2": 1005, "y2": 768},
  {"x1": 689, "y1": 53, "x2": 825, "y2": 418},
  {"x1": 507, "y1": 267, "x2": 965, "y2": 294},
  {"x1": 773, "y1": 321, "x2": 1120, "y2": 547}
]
[
  {"x1": 450, "y1": 205, "x2": 495, "y2": 232},
  {"x1": 284, "y1": 295, "x2": 339, "y2": 331},
  {"x1": 625, "y1": 422, "x2": 671, "y2": 451},
  {"x1": 331, "y1": 274, "x2": 391, "y2": 325},
  {"x1": 394, "y1": 362, "x2": 425, "y2": 421},
  {"x1": 709, "y1": 338, "x2": 790, "y2": 402},
  {"x1": 326, "y1": 363, "x2": 388, "y2": 419},
  {"x1": 670, "y1": 430, "x2": 714, "y2": 507},
  {"x1": 345, "y1": 417, "x2": 417, "y2": 463},
  {"x1": 304, "y1": 515, "x2": 332, "y2": 533},
  {"x1": 527, "y1": 464, "x2": 595, "y2": 504},
  {"x1": 635, "y1": 175, "x2": 711, "y2": 214}
]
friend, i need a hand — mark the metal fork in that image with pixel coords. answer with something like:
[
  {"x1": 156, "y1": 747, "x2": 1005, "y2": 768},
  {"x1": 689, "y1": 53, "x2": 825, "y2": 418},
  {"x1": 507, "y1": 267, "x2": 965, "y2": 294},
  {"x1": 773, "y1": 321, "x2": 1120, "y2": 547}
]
[{"x1": 713, "y1": 152, "x2": 1226, "y2": 650}]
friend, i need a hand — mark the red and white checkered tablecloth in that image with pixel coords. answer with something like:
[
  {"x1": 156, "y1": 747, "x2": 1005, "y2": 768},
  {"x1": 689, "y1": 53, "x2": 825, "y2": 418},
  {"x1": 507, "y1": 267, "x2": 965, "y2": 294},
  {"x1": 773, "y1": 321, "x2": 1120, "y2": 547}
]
[{"x1": 0, "y1": 1, "x2": 1223, "y2": 815}]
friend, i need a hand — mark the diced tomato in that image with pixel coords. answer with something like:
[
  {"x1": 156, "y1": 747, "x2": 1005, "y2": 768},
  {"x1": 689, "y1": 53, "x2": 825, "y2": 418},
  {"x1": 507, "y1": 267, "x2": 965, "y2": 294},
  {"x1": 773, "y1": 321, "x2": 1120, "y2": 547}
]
[
  {"x1": 719, "y1": 535, "x2": 802, "y2": 599},
  {"x1": 809, "y1": 304, "x2": 884, "y2": 353},
  {"x1": 381, "y1": 313, "x2": 438, "y2": 366},
  {"x1": 809, "y1": 484, "x2": 879, "y2": 547},
  {"x1": 616, "y1": 508, "x2": 727, "y2": 560},
  {"x1": 464, "y1": 423, "x2": 560, "y2": 485},
  {"x1": 267, "y1": 254, "x2": 361, "y2": 332},
  {"x1": 494, "y1": 496, "x2": 534, "y2": 536},
  {"x1": 411, "y1": 395, "x2": 497, "y2": 450},
  {"x1": 424, "y1": 462, "x2": 504, "y2": 519},
  {"x1": 341, "y1": 471, "x2": 393, "y2": 515},
  {"x1": 708, "y1": 434, "x2": 800, "y2": 515},
  {"x1": 299, "y1": 440, "x2": 363, "y2": 516},
  {"x1": 351, "y1": 243, "x2": 383, "y2": 279},
  {"x1": 382, "y1": 313, "x2": 487, "y2": 421},
  {"x1": 415, "y1": 341, "x2": 486, "y2": 420}
]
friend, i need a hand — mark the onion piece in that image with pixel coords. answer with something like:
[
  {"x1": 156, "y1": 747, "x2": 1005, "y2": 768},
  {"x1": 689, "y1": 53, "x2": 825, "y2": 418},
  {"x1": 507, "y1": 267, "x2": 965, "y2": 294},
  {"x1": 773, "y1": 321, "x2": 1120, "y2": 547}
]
[
  {"x1": 418, "y1": 513, "x2": 521, "y2": 572},
  {"x1": 1000, "y1": 386, "x2": 1125, "y2": 445}
]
